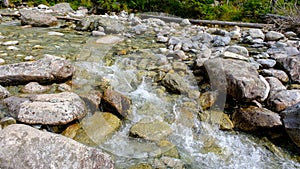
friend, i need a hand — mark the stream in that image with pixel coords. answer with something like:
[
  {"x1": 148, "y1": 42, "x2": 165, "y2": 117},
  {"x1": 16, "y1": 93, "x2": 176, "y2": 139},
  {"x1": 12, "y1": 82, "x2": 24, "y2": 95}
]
[{"x1": 0, "y1": 19, "x2": 300, "y2": 169}]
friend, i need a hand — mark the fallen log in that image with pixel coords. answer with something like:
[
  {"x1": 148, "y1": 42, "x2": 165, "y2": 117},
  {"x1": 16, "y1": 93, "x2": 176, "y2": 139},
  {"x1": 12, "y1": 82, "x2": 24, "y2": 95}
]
[{"x1": 139, "y1": 14, "x2": 272, "y2": 28}]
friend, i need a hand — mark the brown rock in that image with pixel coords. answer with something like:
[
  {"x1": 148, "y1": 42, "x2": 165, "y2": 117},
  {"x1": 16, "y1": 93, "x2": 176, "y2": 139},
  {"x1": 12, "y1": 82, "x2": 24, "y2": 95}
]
[
  {"x1": 102, "y1": 88, "x2": 131, "y2": 119},
  {"x1": 232, "y1": 106, "x2": 282, "y2": 131}
]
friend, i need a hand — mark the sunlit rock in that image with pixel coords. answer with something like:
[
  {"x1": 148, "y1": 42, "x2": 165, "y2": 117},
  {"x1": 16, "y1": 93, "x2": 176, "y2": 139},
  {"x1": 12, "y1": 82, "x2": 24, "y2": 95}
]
[
  {"x1": 0, "y1": 124, "x2": 114, "y2": 169},
  {"x1": 19, "y1": 9, "x2": 58, "y2": 27},
  {"x1": 21, "y1": 82, "x2": 50, "y2": 93}
]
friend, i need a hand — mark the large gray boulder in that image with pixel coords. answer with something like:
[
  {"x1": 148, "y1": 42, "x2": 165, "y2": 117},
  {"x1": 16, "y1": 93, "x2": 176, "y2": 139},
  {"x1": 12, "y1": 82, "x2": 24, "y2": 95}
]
[
  {"x1": 204, "y1": 58, "x2": 268, "y2": 102},
  {"x1": 282, "y1": 102, "x2": 300, "y2": 147},
  {"x1": 4, "y1": 92, "x2": 87, "y2": 125},
  {"x1": 0, "y1": 124, "x2": 114, "y2": 169},
  {"x1": 0, "y1": 55, "x2": 74, "y2": 86},
  {"x1": 50, "y1": 3, "x2": 74, "y2": 15},
  {"x1": 19, "y1": 9, "x2": 58, "y2": 27},
  {"x1": 276, "y1": 55, "x2": 300, "y2": 84}
]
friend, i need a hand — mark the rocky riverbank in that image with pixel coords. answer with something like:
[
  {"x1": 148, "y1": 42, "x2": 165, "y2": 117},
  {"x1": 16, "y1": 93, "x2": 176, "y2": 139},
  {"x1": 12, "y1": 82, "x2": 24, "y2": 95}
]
[{"x1": 0, "y1": 3, "x2": 300, "y2": 169}]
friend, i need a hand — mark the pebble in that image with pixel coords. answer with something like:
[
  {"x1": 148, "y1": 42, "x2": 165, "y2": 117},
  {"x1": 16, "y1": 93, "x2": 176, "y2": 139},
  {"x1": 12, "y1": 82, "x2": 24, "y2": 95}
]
[
  {"x1": 48, "y1": 31, "x2": 65, "y2": 36},
  {"x1": 2, "y1": 41, "x2": 19, "y2": 46},
  {"x1": 24, "y1": 55, "x2": 35, "y2": 61},
  {"x1": 6, "y1": 46, "x2": 19, "y2": 51}
]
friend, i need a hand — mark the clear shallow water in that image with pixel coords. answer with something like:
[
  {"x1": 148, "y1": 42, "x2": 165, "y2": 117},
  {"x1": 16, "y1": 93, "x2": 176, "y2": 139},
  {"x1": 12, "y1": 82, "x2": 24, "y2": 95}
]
[{"x1": 0, "y1": 22, "x2": 299, "y2": 168}]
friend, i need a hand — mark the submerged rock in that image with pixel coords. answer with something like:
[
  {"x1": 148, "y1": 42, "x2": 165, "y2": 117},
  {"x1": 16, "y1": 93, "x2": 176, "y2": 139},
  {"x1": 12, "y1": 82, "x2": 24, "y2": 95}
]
[
  {"x1": 232, "y1": 106, "x2": 282, "y2": 131},
  {"x1": 0, "y1": 55, "x2": 74, "y2": 86},
  {"x1": 102, "y1": 88, "x2": 131, "y2": 119},
  {"x1": 19, "y1": 9, "x2": 58, "y2": 27},
  {"x1": 81, "y1": 112, "x2": 121, "y2": 144},
  {"x1": 161, "y1": 72, "x2": 190, "y2": 95},
  {"x1": 130, "y1": 119, "x2": 173, "y2": 141},
  {"x1": 4, "y1": 92, "x2": 87, "y2": 125},
  {"x1": 204, "y1": 58, "x2": 268, "y2": 102},
  {"x1": 0, "y1": 124, "x2": 114, "y2": 169},
  {"x1": 282, "y1": 102, "x2": 300, "y2": 147}
]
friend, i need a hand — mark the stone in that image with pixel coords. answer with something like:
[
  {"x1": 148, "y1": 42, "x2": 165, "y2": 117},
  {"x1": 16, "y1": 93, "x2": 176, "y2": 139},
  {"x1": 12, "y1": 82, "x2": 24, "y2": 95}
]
[
  {"x1": 180, "y1": 19, "x2": 191, "y2": 26},
  {"x1": 130, "y1": 119, "x2": 173, "y2": 142},
  {"x1": 102, "y1": 88, "x2": 131, "y2": 119},
  {"x1": 267, "y1": 89, "x2": 300, "y2": 112},
  {"x1": 204, "y1": 58, "x2": 268, "y2": 101},
  {"x1": 57, "y1": 83, "x2": 72, "y2": 92},
  {"x1": 157, "y1": 35, "x2": 169, "y2": 43},
  {"x1": 129, "y1": 163, "x2": 153, "y2": 169},
  {"x1": 3, "y1": 92, "x2": 87, "y2": 125},
  {"x1": 157, "y1": 140, "x2": 180, "y2": 158},
  {"x1": 21, "y1": 82, "x2": 50, "y2": 93},
  {"x1": 19, "y1": 9, "x2": 58, "y2": 27},
  {"x1": 24, "y1": 55, "x2": 35, "y2": 61},
  {"x1": 2, "y1": 40, "x2": 18, "y2": 46},
  {"x1": 0, "y1": 55, "x2": 74, "y2": 86},
  {"x1": 212, "y1": 36, "x2": 231, "y2": 47},
  {"x1": 50, "y1": 3, "x2": 74, "y2": 15},
  {"x1": 282, "y1": 102, "x2": 300, "y2": 147},
  {"x1": 221, "y1": 51, "x2": 249, "y2": 61},
  {"x1": 6, "y1": 46, "x2": 19, "y2": 51},
  {"x1": 48, "y1": 31, "x2": 64, "y2": 36},
  {"x1": 0, "y1": 124, "x2": 114, "y2": 169},
  {"x1": 256, "y1": 59, "x2": 277, "y2": 68},
  {"x1": 96, "y1": 35, "x2": 124, "y2": 44},
  {"x1": 161, "y1": 72, "x2": 190, "y2": 95},
  {"x1": 0, "y1": 85, "x2": 10, "y2": 99},
  {"x1": 38, "y1": 4, "x2": 49, "y2": 9},
  {"x1": 225, "y1": 45, "x2": 249, "y2": 57},
  {"x1": 167, "y1": 50, "x2": 188, "y2": 60},
  {"x1": 284, "y1": 31, "x2": 297, "y2": 39},
  {"x1": 199, "y1": 91, "x2": 218, "y2": 110},
  {"x1": 92, "y1": 31, "x2": 106, "y2": 36},
  {"x1": 265, "y1": 77, "x2": 287, "y2": 96},
  {"x1": 2, "y1": 0, "x2": 9, "y2": 7},
  {"x1": 132, "y1": 24, "x2": 148, "y2": 34},
  {"x1": 80, "y1": 112, "x2": 121, "y2": 144},
  {"x1": 232, "y1": 106, "x2": 282, "y2": 131},
  {"x1": 261, "y1": 69, "x2": 289, "y2": 83},
  {"x1": 0, "y1": 58, "x2": 5, "y2": 64},
  {"x1": 0, "y1": 117, "x2": 16, "y2": 128},
  {"x1": 249, "y1": 29, "x2": 265, "y2": 39},
  {"x1": 265, "y1": 31, "x2": 285, "y2": 41},
  {"x1": 276, "y1": 55, "x2": 300, "y2": 84}
]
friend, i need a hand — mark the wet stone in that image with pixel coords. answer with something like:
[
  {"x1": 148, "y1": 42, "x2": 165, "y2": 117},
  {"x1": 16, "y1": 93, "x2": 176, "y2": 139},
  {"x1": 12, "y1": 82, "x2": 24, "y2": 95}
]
[
  {"x1": 0, "y1": 124, "x2": 114, "y2": 169},
  {"x1": 102, "y1": 88, "x2": 131, "y2": 119},
  {"x1": 3, "y1": 92, "x2": 87, "y2": 125},
  {"x1": 130, "y1": 119, "x2": 173, "y2": 142}
]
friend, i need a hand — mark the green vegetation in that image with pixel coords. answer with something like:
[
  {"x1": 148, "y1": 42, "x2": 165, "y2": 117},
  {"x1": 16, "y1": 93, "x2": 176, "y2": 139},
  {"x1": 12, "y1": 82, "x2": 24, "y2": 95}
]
[{"x1": 4, "y1": 0, "x2": 300, "y2": 23}]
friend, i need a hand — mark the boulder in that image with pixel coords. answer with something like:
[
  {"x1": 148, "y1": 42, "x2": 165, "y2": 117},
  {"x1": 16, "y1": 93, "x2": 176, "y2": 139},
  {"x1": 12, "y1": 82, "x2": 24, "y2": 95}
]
[
  {"x1": 248, "y1": 29, "x2": 265, "y2": 40},
  {"x1": 101, "y1": 88, "x2": 131, "y2": 119},
  {"x1": 4, "y1": 92, "x2": 87, "y2": 125},
  {"x1": 260, "y1": 69, "x2": 289, "y2": 83},
  {"x1": 265, "y1": 77, "x2": 286, "y2": 96},
  {"x1": 130, "y1": 119, "x2": 173, "y2": 141},
  {"x1": 0, "y1": 124, "x2": 114, "y2": 169},
  {"x1": 276, "y1": 55, "x2": 300, "y2": 84},
  {"x1": 212, "y1": 36, "x2": 231, "y2": 47},
  {"x1": 19, "y1": 9, "x2": 58, "y2": 27},
  {"x1": 265, "y1": 31, "x2": 284, "y2": 41},
  {"x1": 0, "y1": 55, "x2": 74, "y2": 86},
  {"x1": 267, "y1": 89, "x2": 300, "y2": 112},
  {"x1": 50, "y1": 3, "x2": 74, "y2": 15},
  {"x1": 232, "y1": 106, "x2": 282, "y2": 131},
  {"x1": 282, "y1": 102, "x2": 300, "y2": 147},
  {"x1": 204, "y1": 58, "x2": 268, "y2": 101}
]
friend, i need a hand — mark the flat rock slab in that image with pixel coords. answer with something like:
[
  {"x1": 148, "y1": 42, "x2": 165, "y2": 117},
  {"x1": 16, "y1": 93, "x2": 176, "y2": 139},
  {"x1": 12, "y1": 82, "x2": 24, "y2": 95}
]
[
  {"x1": 0, "y1": 55, "x2": 74, "y2": 86},
  {"x1": 204, "y1": 58, "x2": 268, "y2": 101},
  {"x1": 0, "y1": 124, "x2": 114, "y2": 169},
  {"x1": 20, "y1": 9, "x2": 58, "y2": 27},
  {"x1": 4, "y1": 92, "x2": 87, "y2": 125}
]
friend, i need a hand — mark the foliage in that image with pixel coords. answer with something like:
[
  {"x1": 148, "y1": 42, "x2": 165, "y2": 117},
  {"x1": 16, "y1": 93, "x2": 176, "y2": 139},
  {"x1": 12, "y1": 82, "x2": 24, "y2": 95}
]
[{"x1": 4, "y1": 0, "x2": 299, "y2": 23}]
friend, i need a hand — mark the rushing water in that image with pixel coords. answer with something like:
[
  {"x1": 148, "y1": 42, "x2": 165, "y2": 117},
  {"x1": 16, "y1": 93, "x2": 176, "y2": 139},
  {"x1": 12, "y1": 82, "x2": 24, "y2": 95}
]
[{"x1": 0, "y1": 21, "x2": 299, "y2": 169}]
